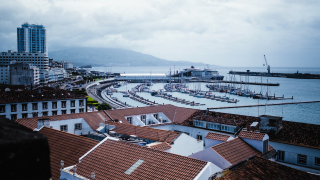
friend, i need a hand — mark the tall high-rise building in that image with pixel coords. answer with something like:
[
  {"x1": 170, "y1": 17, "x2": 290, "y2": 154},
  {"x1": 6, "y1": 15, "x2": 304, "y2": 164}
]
[{"x1": 17, "y1": 23, "x2": 46, "y2": 53}]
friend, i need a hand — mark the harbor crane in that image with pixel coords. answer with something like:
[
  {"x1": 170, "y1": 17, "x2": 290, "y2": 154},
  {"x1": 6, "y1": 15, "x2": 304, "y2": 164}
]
[{"x1": 263, "y1": 55, "x2": 270, "y2": 74}]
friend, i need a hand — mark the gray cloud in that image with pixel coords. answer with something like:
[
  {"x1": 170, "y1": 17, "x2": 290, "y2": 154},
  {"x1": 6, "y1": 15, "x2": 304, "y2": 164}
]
[{"x1": 0, "y1": 0, "x2": 319, "y2": 67}]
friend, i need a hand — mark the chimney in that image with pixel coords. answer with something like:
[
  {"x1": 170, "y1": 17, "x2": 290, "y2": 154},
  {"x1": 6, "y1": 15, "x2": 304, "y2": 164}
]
[{"x1": 37, "y1": 118, "x2": 50, "y2": 129}]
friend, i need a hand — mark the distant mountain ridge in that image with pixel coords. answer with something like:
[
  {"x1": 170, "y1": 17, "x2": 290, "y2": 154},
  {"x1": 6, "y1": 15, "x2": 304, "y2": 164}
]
[{"x1": 49, "y1": 47, "x2": 211, "y2": 67}]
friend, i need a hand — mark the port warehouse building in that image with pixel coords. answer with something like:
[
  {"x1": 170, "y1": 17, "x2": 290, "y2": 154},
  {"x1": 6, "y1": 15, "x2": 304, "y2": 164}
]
[{"x1": 15, "y1": 104, "x2": 320, "y2": 174}]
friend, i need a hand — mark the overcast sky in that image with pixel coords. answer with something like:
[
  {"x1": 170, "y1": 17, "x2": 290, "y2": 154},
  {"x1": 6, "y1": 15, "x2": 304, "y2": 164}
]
[{"x1": 1, "y1": 0, "x2": 319, "y2": 67}]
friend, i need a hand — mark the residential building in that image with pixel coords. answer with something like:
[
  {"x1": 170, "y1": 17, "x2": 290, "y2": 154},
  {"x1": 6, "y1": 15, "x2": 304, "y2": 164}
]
[
  {"x1": 48, "y1": 67, "x2": 68, "y2": 82},
  {"x1": 60, "y1": 137, "x2": 222, "y2": 180},
  {"x1": 37, "y1": 127, "x2": 99, "y2": 180},
  {"x1": 204, "y1": 132, "x2": 234, "y2": 148},
  {"x1": 105, "y1": 121, "x2": 204, "y2": 156},
  {"x1": 61, "y1": 61, "x2": 73, "y2": 70},
  {"x1": 104, "y1": 104, "x2": 198, "y2": 126},
  {"x1": 16, "y1": 111, "x2": 105, "y2": 136},
  {"x1": 0, "y1": 65, "x2": 10, "y2": 84},
  {"x1": 267, "y1": 120, "x2": 320, "y2": 173},
  {"x1": 0, "y1": 50, "x2": 49, "y2": 84},
  {"x1": 210, "y1": 156, "x2": 320, "y2": 180},
  {"x1": 189, "y1": 131, "x2": 275, "y2": 169},
  {"x1": 0, "y1": 89, "x2": 86, "y2": 120},
  {"x1": 17, "y1": 23, "x2": 46, "y2": 53},
  {"x1": 9, "y1": 61, "x2": 39, "y2": 85}
]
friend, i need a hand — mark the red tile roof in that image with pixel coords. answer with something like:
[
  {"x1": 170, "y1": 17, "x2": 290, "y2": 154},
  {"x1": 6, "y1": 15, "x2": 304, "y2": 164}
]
[
  {"x1": 39, "y1": 127, "x2": 98, "y2": 180},
  {"x1": 211, "y1": 138, "x2": 262, "y2": 165},
  {"x1": 15, "y1": 111, "x2": 106, "y2": 130},
  {"x1": 269, "y1": 120, "x2": 320, "y2": 150},
  {"x1": 205, "y1": 132, "x2": 230, "y2": 141},
  {"x1": 239, "y1": 131, "x2": 266, "y2": 141},
  {"x1": 149, "y1": 142, "x2": 172, "y2": 151},
  {"x1": 213, "y1": 156, "x2": 320, "y2": 180},
  {"x1": 0, "y1": 89, "x2": 85, "y2": 104},
  {"x1": 104, "y1": 104, "x2": 198, "y2": 124},
  {"x1": 74, "y1": 139, "x2": 208, "y2": 180},
  {"x1": 107, "y1": 121, "x2": 181, "y2": 144}
]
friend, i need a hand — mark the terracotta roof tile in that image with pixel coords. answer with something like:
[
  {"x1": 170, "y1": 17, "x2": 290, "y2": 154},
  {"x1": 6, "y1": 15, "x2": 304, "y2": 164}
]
[
  {"x1": 0, "y1": 89, "x2": 85, "y2": 104},
  {"x1": 107, "y1": 121, "x2": 181, "y2": 144},
  {"x1": 205, "y1": 132, "x2": 230, "y2": 141},
  {"x1": 39, "y1": 127, "x2": 98, "y2": 180},
  {"x1": 149, "y1": 142, "x2": 172, "y2": 151},
  {"x1": 269, "y1": 120, "x2": 320, "y2": 150},
  {"x1": 211, "y1": 138, "x2": 262, "y2": 165},
  {"x1": 104, "y1": 104, "x2": 197, "y2": 124},
  {"x1": 239, "y1": 131, "x2": 266, "y2": 141},
  {"x1": 75, "y1": 139, "x2": 207, "y2": 180},
  {"x1": 15, "y1": 111, "x2": 106, "y2": 130},
  {"x1": 214, "y1": 156, "x2": 320, "y2": 180}
]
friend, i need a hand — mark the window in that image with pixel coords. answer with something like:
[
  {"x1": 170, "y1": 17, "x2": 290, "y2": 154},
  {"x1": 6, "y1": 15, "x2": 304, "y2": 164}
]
[
  {"x1": 278, "y1": 150, "x2": 285, "y2": 161},
  {"x1": 153, "y1": 114, "x2": 158, "y2": 120},
  {"x1": 315, "y1": 157, "x2": 320, "y2": 166},
  {"x1": 42, "y1": 111, "x2": 48, "y2": 116},
  {"x1": 42, "y1": 102, "x2": 48, "y2": 110},
  {"x1": 79, "y1": 108, "x2": 84, "y2": 113},
  {"x1": 71, "y1": 100, "x2": 75, "y2": 107},
  {"x1": 75, "y1": 123, "x2": 82, "y2": 130},
  {"x1": 193, "y1": 120, "x2": 204, "y2": 127},
  {"x1": 52, "y1": 102, "x2": 57, "y2": 109},
  {"x1": 32, "y1": 103, "x2": 38, "y2": 110},
  {"x1": 0, "y1": 105, "x2": 5, "y2": 113},
  {"x1": 127, "y1": 117, "x2": 132, "y2": 124},
  {"x1": 32, "y1": 112, "x2": 38, "y2": 117},
  {"x1": 79, "y1": 100, "x2": 84, "y2": 106},
  {"x1": 60, "y1": 125, "x2": 68, "y2": 132},
  {"x1": 61, "y1": 101, "x2": 66, "y2": 108},
  {"x1": 52, "y1": 111, "x2": 57, "y2": 115},
  {"x1": 11, "y1": 104, "x2": 17, "y2": 112},
  {"x1": 11, "y1": 114, "x2": 17, "y2": 120},
  {"x1": 22, "y1": 113, "x2": 28, "y2": 118},
  {"x1": 197, "y1": 135, "x2": 202, "y2": 140},
  {"x1": 61, "y1": 110, "x2": 66, "y2": 114},
  {"x1": 297, "y1": 154, "x2": 307, "y2": 165},
  {"x1": 269, "y1": 119, "x2": 277, "y2": 127},
  {"x1": 71, "y1": 109, "x2": 75, "y2": 114},
  {"x1": 22, "y1": 104, "x2": 28, "y2": 111},
  {"x1": 141, "y1": 115, "x2": 146, "y2": 124}
]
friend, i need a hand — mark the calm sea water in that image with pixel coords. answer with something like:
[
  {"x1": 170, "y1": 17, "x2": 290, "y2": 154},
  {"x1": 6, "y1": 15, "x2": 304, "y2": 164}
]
[{"x1": 92, "y1": 66, "x2": 320, "y2": 125}]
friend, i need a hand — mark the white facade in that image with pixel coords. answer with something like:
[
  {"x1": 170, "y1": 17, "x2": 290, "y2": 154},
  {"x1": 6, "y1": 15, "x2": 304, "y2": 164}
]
[
  {"x1": 0, "y1": 99, "x2": 86, "y2": 120},
  {"x1": 61, "y1": 61, "x2": 73, "y2": 70},
  {"x1": 168, "y1": 133, "x2": 203, "y2": 156},
  {"x1": 270, "y1": 141, "x2": 320, "y2": 171},
  {"x1": 150, "y1": 124, "x2": 234, "y2": 147},
  {"x1": 189, "y1": 148, "x2": 232, "y2": 169},
  {"x1": 205, "y1": 136, "x2": 234, "y2": 149},
  {"x1": 125, "y1": 112, "x2": 171, "y2": 126},
  {"x1": 0, "y1": 66, "x2": 10, "y2": 84},
  {"x1": 45, "y1": 118, "x2": 93, "y2": 136},
  {"x1": 48, "y1": 67, "x2": 69, "y2": 82},
  {"x1": 9, "y1": 61, "x2": 40, "y2": 85},
  {"x1": 241, "y1": 135, "x2": 269, "y2": 153}
]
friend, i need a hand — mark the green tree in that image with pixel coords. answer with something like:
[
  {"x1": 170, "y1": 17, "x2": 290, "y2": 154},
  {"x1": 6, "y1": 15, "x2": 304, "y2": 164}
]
[{"x1": 98, "y1": 103, "x2": 112, "y2": 110}]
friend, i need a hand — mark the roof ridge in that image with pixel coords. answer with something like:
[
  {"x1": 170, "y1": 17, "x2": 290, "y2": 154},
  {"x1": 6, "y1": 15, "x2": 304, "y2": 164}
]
[{"x1": 39, "y1": 127, "x2": 99, "y2": 143}]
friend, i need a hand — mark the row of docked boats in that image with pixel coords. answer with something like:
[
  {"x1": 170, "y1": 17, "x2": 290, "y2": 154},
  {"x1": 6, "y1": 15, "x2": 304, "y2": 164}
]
[
  {"x1": 156, "y1": 92, "x2": 203, "y2": 106},
  {"x1": 127, "y1": 91, "x2": 158, "y2": 105},
  {"x1": 182, "y1": 91, "x2": 238, "y2": 103}
]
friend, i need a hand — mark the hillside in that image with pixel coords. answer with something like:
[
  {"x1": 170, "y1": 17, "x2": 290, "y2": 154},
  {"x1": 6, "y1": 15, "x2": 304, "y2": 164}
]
[{"x1": 49, "y1": 47, "x2": 209, "y2": 67}]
